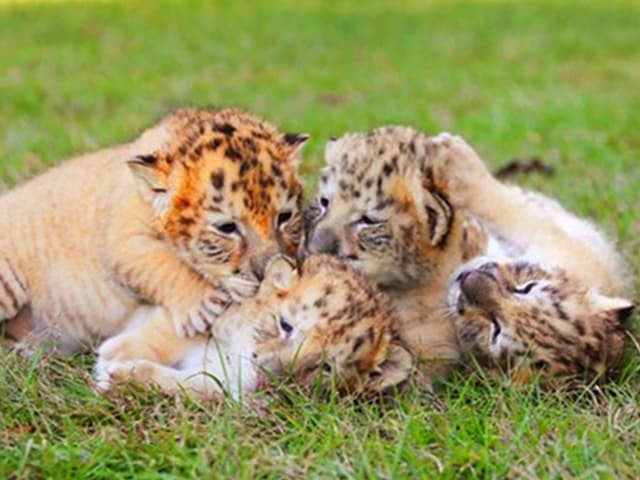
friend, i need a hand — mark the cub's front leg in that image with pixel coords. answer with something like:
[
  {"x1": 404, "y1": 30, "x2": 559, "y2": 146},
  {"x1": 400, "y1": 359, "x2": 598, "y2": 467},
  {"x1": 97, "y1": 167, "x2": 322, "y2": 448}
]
[
  {"x1": 94, "y1": 359, "x2": 203, "y2": 396},
  {"x1": 94, "y1": 307, "x2": 216, "y2": 397},
  {"x1": 97, "y1": 306, "x2": 197, "y2": 365},
  {"x1": 111, "y1": 234, "x2": 244, "y2": 337},
  {"x1": 426, "y1": 133, "x2": 528, "y2": 231}
]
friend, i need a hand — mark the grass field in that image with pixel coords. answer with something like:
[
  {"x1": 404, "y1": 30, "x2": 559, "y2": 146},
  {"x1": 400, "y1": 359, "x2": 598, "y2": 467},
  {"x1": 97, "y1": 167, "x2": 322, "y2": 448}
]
[{"x1": 1, "y1": 0, "x2": 640, "y2": 477}]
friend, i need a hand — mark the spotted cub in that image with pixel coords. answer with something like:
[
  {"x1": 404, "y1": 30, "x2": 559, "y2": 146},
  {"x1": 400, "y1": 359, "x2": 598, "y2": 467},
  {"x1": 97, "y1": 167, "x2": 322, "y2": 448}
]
[
  {"x1": 305, "y1": 126, "x2": 466, "y2": 377},
  {"x1": 428, "y1": 133, "x2": 633, "y2": 382},
  {"x1": 1, "y1": 108, "x2": 306, "y2": 354},
  {"x1": 95, "y1": 254, "x2": 413, "y2": 400}
]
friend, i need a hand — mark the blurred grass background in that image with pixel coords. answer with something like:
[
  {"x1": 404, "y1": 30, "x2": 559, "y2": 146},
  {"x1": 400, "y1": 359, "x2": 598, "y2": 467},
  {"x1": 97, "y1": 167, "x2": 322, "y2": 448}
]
[{"x1": 1, "y1": 0, "x2": 639, "y2": 477}]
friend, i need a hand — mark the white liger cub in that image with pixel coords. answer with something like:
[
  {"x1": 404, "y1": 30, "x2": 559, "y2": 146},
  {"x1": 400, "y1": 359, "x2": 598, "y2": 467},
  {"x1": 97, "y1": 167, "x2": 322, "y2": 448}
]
[
  {"x1": 429, "y1": 134, "x2": 634, "y2": 383},
  {"x1": 94, "y1": 254, "x2": 413, "y2": 400}
]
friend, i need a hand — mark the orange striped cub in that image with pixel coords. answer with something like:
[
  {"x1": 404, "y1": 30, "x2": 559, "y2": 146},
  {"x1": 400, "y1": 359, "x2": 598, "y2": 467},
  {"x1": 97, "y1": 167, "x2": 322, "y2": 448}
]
[{"x1": 0, "y1": 108, "x2": 307, "y2": 354}]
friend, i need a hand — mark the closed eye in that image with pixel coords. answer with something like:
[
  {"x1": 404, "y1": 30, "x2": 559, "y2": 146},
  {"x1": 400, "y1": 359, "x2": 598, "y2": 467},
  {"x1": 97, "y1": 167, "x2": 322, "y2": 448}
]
[
  {"x1": 277, "y1": 211, "x2": 293, "y2": 227},
  {"x1": 279, "y1": 316, "x2": 294, "y2": 336},
  {"x1": 215, "y1": 222, "x2": 238, "y2": 235},
  {"x1": 490, "y1": 314, "x2": 502, "y2": 344},
  {"x1": 513, "y1": 282, "x2": 537, "y2": 295},
  {"x1": 359, "y1": 215, "x2": 383, "y2": 226}
]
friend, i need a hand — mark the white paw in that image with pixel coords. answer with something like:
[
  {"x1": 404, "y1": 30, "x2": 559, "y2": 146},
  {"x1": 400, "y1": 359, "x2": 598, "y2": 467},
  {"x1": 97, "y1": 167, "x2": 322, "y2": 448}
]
[
  {"x1": 95, "y1": 335, "x2": 120, "y2": 361},
  {"x1": 93, "y1": 359, "x2": 134, "y2": 393}
]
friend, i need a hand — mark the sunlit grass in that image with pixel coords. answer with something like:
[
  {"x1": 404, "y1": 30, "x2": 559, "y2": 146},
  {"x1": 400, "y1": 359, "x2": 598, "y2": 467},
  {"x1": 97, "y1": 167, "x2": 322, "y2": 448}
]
[{"x1": 1, "y1": 0, "x2": 639, "y2": 477}]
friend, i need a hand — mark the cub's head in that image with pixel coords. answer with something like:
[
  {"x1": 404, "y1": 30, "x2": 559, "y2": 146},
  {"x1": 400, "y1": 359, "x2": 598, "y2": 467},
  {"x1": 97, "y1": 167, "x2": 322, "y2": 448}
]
[
  {"x1": 238, "y1": 254, "x2": 413, "y2": 395},
  {"x1": 128, "y1": 108, "x2": 307, "y2": 287},
  {"x1": 305, "y1": 126, "x2": 463, "y2": 291},
  {"x1": 448, "y1": 259, "x2": 634, "y2": 380}
]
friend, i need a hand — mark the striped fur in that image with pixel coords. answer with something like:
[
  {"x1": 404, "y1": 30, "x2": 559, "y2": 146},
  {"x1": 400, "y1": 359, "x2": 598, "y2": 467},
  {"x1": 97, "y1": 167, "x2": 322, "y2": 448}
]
[{"x1": 1, "y1": 108, "x2": 306, "y2": 353}]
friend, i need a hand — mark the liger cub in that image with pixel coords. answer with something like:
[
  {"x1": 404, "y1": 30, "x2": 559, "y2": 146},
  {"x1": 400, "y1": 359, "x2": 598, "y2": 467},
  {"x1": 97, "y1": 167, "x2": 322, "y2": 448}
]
[
  {"x1": 305, "y1": 126, "x2": 467, "y2": 380},
  {"x1": 0, "y1": 108, "x2": 307, "y2": 354},
  {"x1": 95, "y1": 254, "x2": 413, "y2": 400},
  {"x1": 427, "y1": 134, "x2": 634, "y2": 382}
]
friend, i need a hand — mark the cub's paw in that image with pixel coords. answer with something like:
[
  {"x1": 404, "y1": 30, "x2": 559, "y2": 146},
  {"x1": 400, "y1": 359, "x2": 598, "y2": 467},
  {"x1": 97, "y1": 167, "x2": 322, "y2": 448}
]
[
  {"x1": 224, "y1": 275, "x2": 260, "y2": 303},
  {"x1": 427, "y1": 133, "x2": 492, "y2": 198},
  {"x1": 93, "y1": 359, "x2": 131, "y2": 393},
  {"x1": 172, "y1": 287, "x2": 234, "y2": 338},
  {"x1": 93, "y1": 359, "x2": 156, "y2": 393}
]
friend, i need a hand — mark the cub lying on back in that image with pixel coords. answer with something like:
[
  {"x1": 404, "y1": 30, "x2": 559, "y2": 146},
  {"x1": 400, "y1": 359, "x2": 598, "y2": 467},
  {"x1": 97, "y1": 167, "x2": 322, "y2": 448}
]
[
  {"x1": 428, "y1": 134, "x2": 634, "y2": 382},
  {"x1": 94, "y1": 254, "x2": 413, "y2": 399},
  {"x1": 0, "y1": 108, "x2": 307, "y2": 354}
]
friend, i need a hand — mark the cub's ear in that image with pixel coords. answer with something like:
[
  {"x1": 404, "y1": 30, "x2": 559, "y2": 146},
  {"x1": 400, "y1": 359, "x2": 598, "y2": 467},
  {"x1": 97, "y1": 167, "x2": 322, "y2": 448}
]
[
  {"x1": 588, "y1": 290, "x2": 635, "y2": 324},
  {"x1": 282, "y1": 133, "x2": 310, "y2": 163},
  {"x1": 367, "y1": 343, "x2": 413, "y2": 393},
  {"x1": 262, "y1": 255, "x2": 299, "y2": 293},
  {"x1": 422, "y1": 189, "x2": 454, "y2": 247},
  {"x1": 126, "y1": 152, "x2": 170, "y2": 193}
]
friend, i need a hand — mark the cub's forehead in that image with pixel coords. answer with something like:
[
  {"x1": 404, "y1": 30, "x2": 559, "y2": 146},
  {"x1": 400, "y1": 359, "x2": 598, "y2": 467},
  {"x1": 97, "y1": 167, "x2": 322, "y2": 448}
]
[
  {"x1": 320, "y1": 126, "x2": 426, "y2": 194},
  {"x1": 167, "y1": 108, "x2": 301, "y2": 197},
  {"x1": 295, "y1": 255, "x2": 390, "y2": 316},
  {"x1": 167, "y1": 108, "x2": 292, "y2": 168}
]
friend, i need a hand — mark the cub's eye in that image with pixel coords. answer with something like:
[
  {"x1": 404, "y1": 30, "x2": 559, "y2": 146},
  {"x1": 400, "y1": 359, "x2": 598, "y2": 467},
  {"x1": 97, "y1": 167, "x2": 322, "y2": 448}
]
[
  {"x1": 359, "y1": 215, "x2": 382, "y2": 226},
  {"x1": 215, "y1": 222, "x2": 238, "y2": 235},
  {"x1": 319, "y1": 197, "x2": 330, "y2": 209},
  {"x1": 277, "y1": 211, "x2": 293, "y2": 227},
  {"x1": 513, "y1": 282, "x2": 537, "y2": 295},
  {"x1": 490, "y1": 314, "x2": 502, "y2": 344},
  {"x1": 321, "y1": 362, "x2": 332, "y2": 374},
  {"x1": 279, "y1": 316, "x2": 294, "y2": 336}
]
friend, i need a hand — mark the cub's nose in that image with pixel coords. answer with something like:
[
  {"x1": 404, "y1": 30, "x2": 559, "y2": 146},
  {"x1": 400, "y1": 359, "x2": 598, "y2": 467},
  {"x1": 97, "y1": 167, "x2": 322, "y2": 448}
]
[
  {"x1": 306, "y1": 227, "x2": 340, "y2": 256},
  {"x1": 459, "y1": 270, "x2": 499, "y2": 311}
]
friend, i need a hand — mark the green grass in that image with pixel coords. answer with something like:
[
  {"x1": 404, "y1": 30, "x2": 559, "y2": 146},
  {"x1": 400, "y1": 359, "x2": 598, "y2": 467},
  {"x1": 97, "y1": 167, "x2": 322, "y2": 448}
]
[{"x1": 1, "y1": 0, "x2": 639, "y2": 477}]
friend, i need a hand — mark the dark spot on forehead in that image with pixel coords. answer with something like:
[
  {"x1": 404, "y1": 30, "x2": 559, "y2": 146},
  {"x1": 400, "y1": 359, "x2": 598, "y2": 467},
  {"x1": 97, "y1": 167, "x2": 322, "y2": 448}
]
[
  {"x1": 352, "y1": 336, "x2": 365, "y2": 353},
  {"x1": 214, "y1": 122, "x2": 236, "y2": 136},
  {"x1": 208, "y1": 138, "x2": 223, "y2": 150},
  {"x1": 271, "y1": 162, "x2": 283, "y2": 178},
  {"x1": 239, "y1": 161, "x2": 251, "y2": 177},
  {"x1": 210, "y1": 170, "x2": 225, "y2": 190},
  {"x1": 314, "y1": 298, "x2": 327, "y2": 308},
  {"x1": 225, "y1": 147, "x2": 242, "y2": 161}
]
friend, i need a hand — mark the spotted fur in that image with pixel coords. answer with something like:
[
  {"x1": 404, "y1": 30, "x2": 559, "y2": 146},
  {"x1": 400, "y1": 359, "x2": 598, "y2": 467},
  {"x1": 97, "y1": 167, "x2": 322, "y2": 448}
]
[
  {"x1": 431, "y1": 133, "x2": 634, "y2": 381},
  {"x1": 450, "y1": 261, "x2": 630, "y2": 381},
  {"x1": 94, "y1": 254, "x2": 413, "y2": 400},
  {"x1": 305, "y1": 126, "x2": 466, "y2": 375},
  {"x1": 1, "y1": 108, "x2": 306, "y2": 353}
]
